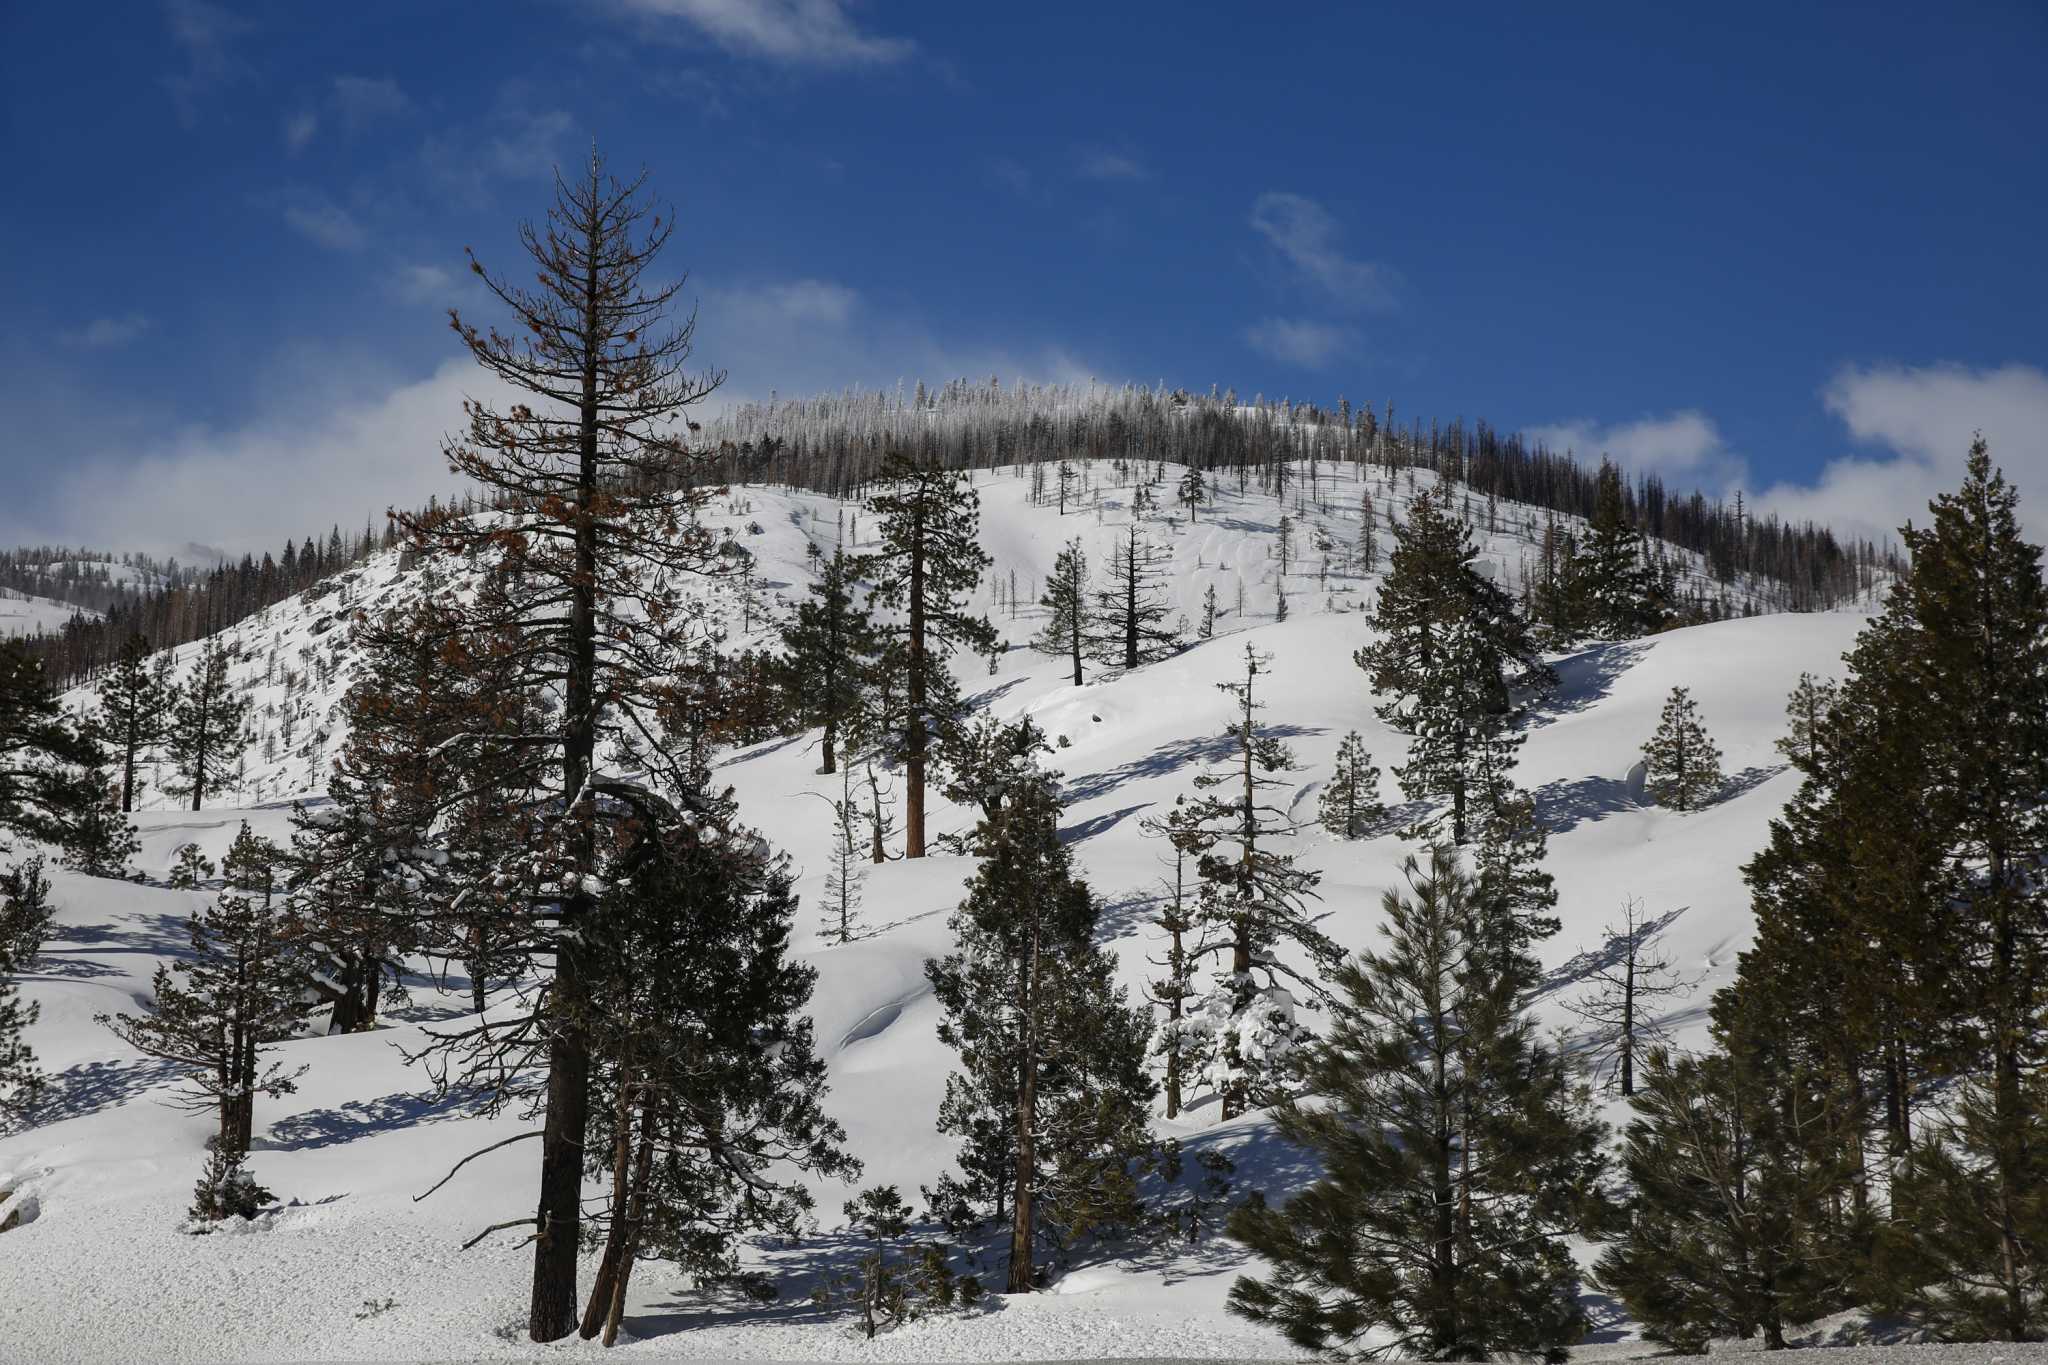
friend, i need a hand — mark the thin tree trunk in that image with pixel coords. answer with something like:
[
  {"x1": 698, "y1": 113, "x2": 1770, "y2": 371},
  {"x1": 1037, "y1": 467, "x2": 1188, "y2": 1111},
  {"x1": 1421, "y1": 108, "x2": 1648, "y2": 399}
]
[
  {"x1": 602, "y1": 1095, "x2": 658, "y2": 1347},
  {"x1": 905, "y1": 505, "x2": 927, "y2": 858},
  {"x1": 580, "y1": 1076, "x2": 636, "y2": 1340},
  {"x1": 1009, "y1": 920, "x2": 1039, "y2": 1294}
]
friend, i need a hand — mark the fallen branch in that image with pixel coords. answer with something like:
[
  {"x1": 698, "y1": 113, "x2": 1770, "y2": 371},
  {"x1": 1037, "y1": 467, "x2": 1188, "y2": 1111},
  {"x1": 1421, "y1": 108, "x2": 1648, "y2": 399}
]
[{"x1": 462, "y1": 1217, "x2": 539, "y2": 1252}]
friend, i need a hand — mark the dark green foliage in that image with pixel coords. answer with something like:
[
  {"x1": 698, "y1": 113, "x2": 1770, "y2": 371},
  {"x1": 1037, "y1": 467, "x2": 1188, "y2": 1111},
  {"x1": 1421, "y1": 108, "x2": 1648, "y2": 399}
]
[
  {"x1": 925, "y1": 756, "x2": 1156, "y2": 1292},
  {"x1": 1317, "y1": 730, "x2": 1383, "y2": 839},
  {"x1": 813, "y1": 1185, "x2": 979, "y2": 1338},
  {"x1": 1356, "y1": 487, "x2": 1551, "y2": 846},
  {"x1": 92, "y1": 632, "x2": 170, "y2": 812},
  {"x1": 1594, "y1": 1040, "x2": 1868, "y2": 1352},
  {"x1": 780, "y1": 543, "x2": 880, "y2": 774},
  {"x1": 1228, "y1": 845, "x2": 1607, "y2": 1361},
  {"x1": 0, "y1": 856, "x2": 48, "y2": 1118},
  {"x1": 575, "y1": 779, "x2": 857, "y2": 1337},
  {"x1": 1031, "y1": 538, "x2": 1089, "y2": 686},
  {"x1": 166, "y1": 637, "x2": 249, "y2": 810},
  {"x1": 60, "y1": 761, "x2": 139, "y2": 880},
  {"x1": 1643, "y1": 685, "x2": 1724, "y2": 811},
  {"x1": 167, "y1": 842, "x2": 215, "y2": 888},
  {"x1": 1178, "y1": 466, "x2": 1207, "y2": 523},
  {"x1": 101, "y1": 823, "x2": 308, "y2": 1154},
  {"x1": 0, "y1": 640, "x2": 105, "y2": 847},
  {"x1": 860, "y1": 453, "x2": 999, "y2": 859},
  {"x1": 188, "y1": 1137, "x2": 274, "y2": 1227},
  {"x1": 1178, "y1": 645, "x2": 1336, "y2": 1119}
]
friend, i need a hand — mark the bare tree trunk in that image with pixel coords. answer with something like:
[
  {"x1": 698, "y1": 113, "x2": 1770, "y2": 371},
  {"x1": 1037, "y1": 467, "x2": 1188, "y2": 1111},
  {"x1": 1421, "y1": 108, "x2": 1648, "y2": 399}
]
[
  {"x1": 1008, "y1": 923, "x2": 1039, "y2": 1294},
  {"x1": 905, "y1": 505, "x2": 928, "y2": 858},
  {"x1": 601, "y1": 1095, "x2": 658, "y2": 1347},
  {"x1": 580, "y1": 1077, "x2": 636, "y2": 1340}
]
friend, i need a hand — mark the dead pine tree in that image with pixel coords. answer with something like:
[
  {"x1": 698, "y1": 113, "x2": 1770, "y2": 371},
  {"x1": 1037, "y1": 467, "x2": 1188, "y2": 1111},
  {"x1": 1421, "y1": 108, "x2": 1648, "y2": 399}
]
[
  {"x1": 396, "y1": 148, "x2": 730, "y2": 1343},
  {"x1": 1562, "y1": 897, "x2": 1698, "y2": 1095}
]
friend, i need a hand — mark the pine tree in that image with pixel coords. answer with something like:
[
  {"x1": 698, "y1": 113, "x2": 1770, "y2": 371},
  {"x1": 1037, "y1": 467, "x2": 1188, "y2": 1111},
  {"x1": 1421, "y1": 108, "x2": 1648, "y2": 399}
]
[
  {"x1": 1179, "y1": 645, "x2": 1338, "y2": 1119},
  {"x1": 1088, "y1": 523, "x2": 1179, "y2": 671},
  {"x1": 1056, "y1": 459, "x2": 1078, "y2": 514},
  {"x1": 1228, "y1": 845, "x2": 1608, "y2": 1361},
  {"x1": 1177, "y1": 466, "x2": 1207, "y2": 524},
  {"x1": 166, "y1": 637, "x2": 249, "y2": 811},
  {"x1": 780, "y1": 544, "x2": 880, "y2": 775},
  {"x1": 1199, "y1": 583, "x2": 1218, "y2": 639},
  {"x1": 1358, "y1": 490, "x2": 1380, "y2": 576},
  {"x1": 188, "y1": 1137, "x2": 274, "y2": 1227},
  {"x1": 92, "y1": 632, "x2": 170, "y2": 812},
  {"x1": 1356, "y1": 487, "x2": 1550, "y2": 845},
  {"x1": 1594, "y1": 1038, "x2": 1865, "y2": 1351},
  {"x1": 1141, "y1": 798, "x2": 1205, "y2": 1120},
  {"x1": 1031, "y1": 538, "x2": 1089, "y2": 686},
  {"x1": 1643, "y1": 685, "x2": 1724, "y2": 811},
  {"x1": 167, "y1": 842, "x2": 215, "y2": 888},
  {"x1": 813, "y1": 1186, "x2": 977, "y2": 1339},
  {"x1": 0, "y1": 856, "x2": 50, "y2": 1118},
  {"x1": 100, "y1": 823, "x2": 307, "y2": 1155},
  {"x1": 61, "y1": 758, "x2": 139, "y2": 879},
  {"x1": 572, "y1": 779, "x2": 856, "y2": 1341},
  {"x1": 819, "y1": 762, "x2": 866, "y2": 944},
  {"x1": 392, "y1": 151, "x2": 735, "y2": 1339},
  {"x1": 925, "y1": 757, "x2": 1157, "y2": 1291},
  {"x1": 861, "y1": 454, "x2": 998, "y2": 859},
  {"x1": 0, "y1": 641, "x2": 104, "y2": 847},
  {"x1": 1561, "y1": 898, "x2": 1696, "y2": 1095},
  {"x1": 1317, "y1": 731, "x2": 1384, "y2": 839},
  {"x1": 1576, "y1": 460, "x2": 1661, "y2": 637}
]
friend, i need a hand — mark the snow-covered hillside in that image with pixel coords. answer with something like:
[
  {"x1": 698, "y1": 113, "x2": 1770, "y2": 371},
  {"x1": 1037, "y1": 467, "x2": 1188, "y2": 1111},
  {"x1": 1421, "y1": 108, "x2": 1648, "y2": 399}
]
[
  {"x1": 0, "y1": 586, "x2": 93, "y2": 639},
  {"x1": 6, "y1": 462, "x2": 1877, "y2": 1361}
]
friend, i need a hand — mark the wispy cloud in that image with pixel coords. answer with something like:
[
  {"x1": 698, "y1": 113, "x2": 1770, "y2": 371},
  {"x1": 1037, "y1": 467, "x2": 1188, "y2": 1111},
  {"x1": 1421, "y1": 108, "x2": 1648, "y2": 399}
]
[
  {"x1": 160, "y1": 0, "x2": 247, "y2": 127},
  {"x1": 1244, "y1": 317, "x2": 1352, "y2": 369},
  {"x1": 330, "y1": 74, "x2": 411, "y2": 130},
  {"x1": 1249, "y1": 192, "x2": 1399, "y2": 312},
  {"x1": 419, "y1": 102, "x2": 578, "y2": 204},
  {"x1": 62, "y1": 314, "x2": 155, "y2": 350},
  {"x1": 611, "y1": 0, "x2": 913, "y2": 67},
  {"x1": 1078, "y1": 148, "x2": 1148, "y2": 182},
  {"x1": 988, "y1": 157, "x2": 1033, "y2": 197},
  {"x1": 283, "y1": 109, "x2": 318, "y2": 153},
  {"x1": 279, "y1": 192, "x2": 368, "y2": 251},
  {"x1": 1524, "y1": 410, "x2": 1746, "y2": 491}
]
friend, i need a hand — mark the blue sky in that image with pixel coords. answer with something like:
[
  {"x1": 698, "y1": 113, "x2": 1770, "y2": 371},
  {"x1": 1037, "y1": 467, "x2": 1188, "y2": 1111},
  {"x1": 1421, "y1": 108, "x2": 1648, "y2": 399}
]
[{"x1": 2, "y1": 0, "x2": 2045, "y2": 555}]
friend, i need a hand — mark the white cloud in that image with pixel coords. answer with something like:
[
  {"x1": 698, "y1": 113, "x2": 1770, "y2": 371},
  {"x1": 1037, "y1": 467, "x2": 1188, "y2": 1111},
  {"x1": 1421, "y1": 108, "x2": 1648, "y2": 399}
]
[
  {"x1": 1249, "y1": 192, "x2": 1399, "y2": 312},
  {"x1": 61, "y1": 314, "x2": 154, "y2": 350},
  {"x1": 160, "y1": 0, "x2": 246, "y2": 126},
  {"x1": 1244, "y1": 317, "x2": 1352, "y2": 370},
  {"x1": 612, "y1": 0, "x2": 913, "y2": 67},
  {"x1": 283, "y1": 109, "x2": 318, "y2": 153},
  {"x1": 7, "y1": 281, "x2": 1098, "y2": 555},
  {"x1": 988, "y1": 157, "x2": 1033, "y2": 197},
  {"x1": 330, "y1": 74, "x2": 411, "y2": 130},
  {"x1": 1523, "y1": 410, "x2": 1747, "y2": 490},
  {"x1": 280, "y1": 194, "x2": 368, "y2": 251},
  {"x1": 390, "y1": 263, "x2": 459, "y2": 305},
  {"x1": 1754, "y1": 362, "x2": 2048, "y2": 542},
  {"x1": 1079, "y1": 149, "x2": 1147, "y2": 182}
]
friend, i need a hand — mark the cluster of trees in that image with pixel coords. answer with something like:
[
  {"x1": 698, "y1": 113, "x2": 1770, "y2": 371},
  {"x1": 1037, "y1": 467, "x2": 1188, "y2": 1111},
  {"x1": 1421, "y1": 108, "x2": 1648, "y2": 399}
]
[
  {"x1": 25, "y1": 524, "x2": 398, "y2": 688},
  {"x1": 1596, "y1": 439, "x2": 2048, "y2": 1349},
  {"x1": 1030, "y1": 528, "x2": 1182, "y2": 686},
  {"x1": 701, "y1": 376, "x2": 1895, "y2": 617}
]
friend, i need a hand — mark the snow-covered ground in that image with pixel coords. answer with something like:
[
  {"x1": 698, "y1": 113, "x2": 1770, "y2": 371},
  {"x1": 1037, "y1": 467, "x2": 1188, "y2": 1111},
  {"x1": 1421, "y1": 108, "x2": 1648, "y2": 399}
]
[
  {"x1": 0, "y1": 586, "x2": 93, "y2": 639},
  {"x1": 3, "y1": 463, "x2": 1888, "y2": 1361}
]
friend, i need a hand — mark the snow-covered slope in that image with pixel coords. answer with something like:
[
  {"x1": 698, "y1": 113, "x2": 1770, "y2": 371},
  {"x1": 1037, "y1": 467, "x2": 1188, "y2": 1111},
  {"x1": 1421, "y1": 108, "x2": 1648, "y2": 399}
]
[
  {"x1": 6, "y1": 462, "x2": 1874, "y2": 1361},
  {"x1": 0, "y1": 587, "x2": 94, "y2": 639}
]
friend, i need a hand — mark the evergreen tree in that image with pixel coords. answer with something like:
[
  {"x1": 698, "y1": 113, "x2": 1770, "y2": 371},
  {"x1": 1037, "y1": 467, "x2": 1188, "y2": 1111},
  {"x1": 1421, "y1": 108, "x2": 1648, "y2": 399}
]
[
  {"x1": 573, "y1": 779, "x2": 856, "y2": 1342},
  {"x1": 1199, "y1": 583, "x2": 1218, "y2": 639},
  {"x1": 392, "y1": 151, "x2": 735, "y2": 1338},
  {"x1": 1177, "y1": 466, "x2": 1207, "y2": 524},
  {"x1": 1089, "y1": 523, "x2": 1180, "y2": 671},
  {"x1": 1356, "y1": 487, "x2": 1550, "y2": 845},
  {"x1": 1594, "y1": 1039, "x2": 1865, "y2": 1351},
  {"x1": 0, "y1": 641, "x2": 104, "y2": 847},
  {"x1": 167, "y1": 842, "x2": 215, "y2": 888},
  {"x1": 812, "y1": 1186, "x2": 977, "y2": 1339},
  {"x1": 166, "y1": 637, "x2": 249, "y2": 811},
  {"x1": 0, "y1": 856, "x2": 50, "y2": 1118},
  {"x1": 861, "y1": 453, "x2": 999, "y2": 859},
  {"x1": 1317, "y1": 730, "x2": 1384, "y2": 840},
  {"x1": 1141, "y1": 797, "x2": 1205, "y2": 1120},
  {"x1": 1228, "y1": 845, "x2": 1608, "y2": 1361},
  {"x1": 1056, "y1": 459, "x2": 1078, "y2": 514},
  {"x1": 1179, "y1": 645, "x2": 1338, "y2": 1119},
  {"x1": 1643, "y1": 685, "x2": 1724, "y2": 810},
  {"x1": 925, "y1": 756, "x2": 1157, "y2": 1292},
  {"x1": 1031, "y1": 538, "x2": 1089, "y2": 686},
  {"x1": 780, "y1": 544, "x2": 879, "y2": 775},
  {"x1": 100, "y1": 823, "x2": 307, "y2": 1155},
  {"x1": 1575, "y1": 460, "x2": 1661, "y2": 637},
  {"x1": 188, "y1": 1138, "x2": 274, "y2": 1227},
  {"x1": 819, "y1": 762, "x2": 866, "y2": 944},
  {"x1": 61, "y1": 758, "x2": 139, "y2": 879},
  {"x1": 92, "y1": 631, "x2": 170, "y2": 812}
]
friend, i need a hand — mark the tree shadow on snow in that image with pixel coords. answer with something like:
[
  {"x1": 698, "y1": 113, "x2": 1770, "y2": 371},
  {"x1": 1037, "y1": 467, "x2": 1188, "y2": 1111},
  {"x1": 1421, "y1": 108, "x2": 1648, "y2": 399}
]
[
  {"x1": 1527, "y1": 640, "x2": 1654, "y2": 722},
  {"x1": 1062, "y1": 726, "x2": 1321, "y2": 806},
  {"x1": 265, "y1": 1088, "x2": 497, "y2": 1150},
  {"x1": 13, "y1": 1058, "x2": 188, "y2": 1132},
  {"x1": 1535, "y1": 906, "x2": 1692, "y2": 1004},
  {"x1": 1059, "y1": 802, "x2": 1153, "y2": 847}
]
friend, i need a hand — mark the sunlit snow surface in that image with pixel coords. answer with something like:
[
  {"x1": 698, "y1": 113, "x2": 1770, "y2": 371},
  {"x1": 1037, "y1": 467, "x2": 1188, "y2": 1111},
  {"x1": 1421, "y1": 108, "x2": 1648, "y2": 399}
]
[{"x1": 3, "y1": 464, "x2": 1887, "y2": 1360}]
